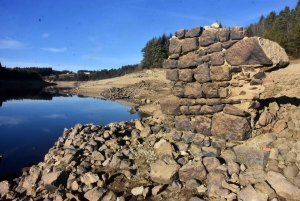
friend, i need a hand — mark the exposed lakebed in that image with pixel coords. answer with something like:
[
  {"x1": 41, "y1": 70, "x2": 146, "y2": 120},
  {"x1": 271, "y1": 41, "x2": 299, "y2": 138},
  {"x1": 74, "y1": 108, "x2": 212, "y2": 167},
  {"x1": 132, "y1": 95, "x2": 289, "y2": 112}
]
[{"x1": 0, "y1": 89, "x2": 142, "y2": 179}]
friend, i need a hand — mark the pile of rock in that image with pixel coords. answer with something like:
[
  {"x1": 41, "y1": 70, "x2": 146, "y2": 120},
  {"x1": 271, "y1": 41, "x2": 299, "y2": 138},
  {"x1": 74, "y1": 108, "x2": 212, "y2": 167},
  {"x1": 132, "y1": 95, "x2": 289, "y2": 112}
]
[
  {"x1": 161, "y1": 25, "x2": 289, "y2": 142},
  {"x1": 100, "y1": 87, "x2": 134, "y2": 100},
  {"x1": 1, "y1": 101, "x2": 300, "y2": 200}
]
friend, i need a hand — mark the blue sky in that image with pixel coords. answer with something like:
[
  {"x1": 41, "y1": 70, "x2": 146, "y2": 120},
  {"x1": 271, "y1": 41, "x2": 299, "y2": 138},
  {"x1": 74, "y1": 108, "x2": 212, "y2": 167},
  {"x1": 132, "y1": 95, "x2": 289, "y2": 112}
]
[{"x1": 0, "y1": 0, "x2": 297, "y2": 72}]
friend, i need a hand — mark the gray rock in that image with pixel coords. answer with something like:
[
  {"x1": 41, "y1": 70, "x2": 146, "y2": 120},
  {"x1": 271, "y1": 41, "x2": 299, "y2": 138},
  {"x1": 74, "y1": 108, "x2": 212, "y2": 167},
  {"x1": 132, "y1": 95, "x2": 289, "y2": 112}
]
[
  {"x1": 181, "y1": 131, "x2": 194, "y2": 144},
  {"x1": 234, "y1": 146, "x2": 269, "y2": 169},
  {"x1": 163, "y1": 59, "x2": 178, "y2": 69},
  {"x1": 160, "y1": 97, "x2": 181, "y2": 115},
  {"x1": 207, "y1": 172, "x2": 230, "y2": 198},
  {"x1": 199, "y1": 29, "x2": 218, "y2": 46},
  {"x1": 210, "y1": 66, "x2": 231, "y2": 81},
  {"x1": 283, "y1": 164, "x2": 299, "y2": 181},
  {"x1": 131, "y1": 186, "x2": 144, "y2": 195},
  {"x1": 211, "y1": 52, "x2": 225, "y2": 66},
  {"x1": 202, "y1": 146, "x2": 220, "y2": 157},
  {"x1": 194, "y1": 116, "x2": 212, "y2": 135},
  {"x1": 185, "y1": 179, "x2": 199, "y2": 189},
  {"x1": 175, "y1": 116, "x2": 192, "y2": 131},
  {"x1": 267, "y1": 171, "x2": 300, "y2": 199},
  {"x1": 185, "y1": 26, "x2": 202, "y2": 38},
  {"x1": 185, "y1": 83, "x2": 204, "y2": 99},
  {"x1": 80, "y1": 172, "x2": 100, "y2": 186},
  {"x1": 42, "y1": 171, "x2": 68, "y2": 191},
  {"x1": 175, "y1": 29, "x2": 186, "y2": 39},
  {"x1": 218, "y1": 28, "x2": 230, "y2": 42},
  {"x1": 169, "y1": 37, "x2": 182, "y2": 54},
  {"x1": 254, "y1": 182, "x2": 276, "y2": 201}
]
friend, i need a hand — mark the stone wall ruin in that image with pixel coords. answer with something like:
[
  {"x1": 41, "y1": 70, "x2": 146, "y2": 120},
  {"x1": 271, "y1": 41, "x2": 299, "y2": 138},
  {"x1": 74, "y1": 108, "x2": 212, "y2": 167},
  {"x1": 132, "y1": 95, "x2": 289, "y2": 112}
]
[{"x1": 161, "y1": 25, "x2": 289, "y2": 141}]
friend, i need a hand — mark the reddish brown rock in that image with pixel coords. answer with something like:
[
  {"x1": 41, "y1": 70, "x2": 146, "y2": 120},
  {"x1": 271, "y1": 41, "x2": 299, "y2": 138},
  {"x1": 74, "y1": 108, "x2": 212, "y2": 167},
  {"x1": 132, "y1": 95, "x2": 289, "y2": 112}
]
[
  {"x1": 203, "y1": 157, "x2": 221, "y2": 172},
  {"x1": 207, "y1": 172, "x2": 230, "y2": 198},
  {"x1": 175, "y1": 116, "x2": 192, "y2": 131},
  {"x1": 273, "y1": 120, "x2": 287, "y2": 134},
  {"x1": 179, "y1": 161, "x2": 207, "y2": 182},
  {"x1": 172, "y1": 82, "x2": 185, "y2": 98},
  {"x1": 223, "y1": 104, "x2": 249, "y2": 116},
  {"x1": 211, "y1": 113, "x2": 251, "y2": 140}
]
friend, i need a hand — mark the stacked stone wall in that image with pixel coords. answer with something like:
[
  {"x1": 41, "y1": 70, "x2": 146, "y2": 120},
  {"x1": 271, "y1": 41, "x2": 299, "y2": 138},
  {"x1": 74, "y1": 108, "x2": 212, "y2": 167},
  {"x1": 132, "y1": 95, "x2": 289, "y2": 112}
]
[{"x1": 161, "y1": 25, "x2": 289, "y2": 141}]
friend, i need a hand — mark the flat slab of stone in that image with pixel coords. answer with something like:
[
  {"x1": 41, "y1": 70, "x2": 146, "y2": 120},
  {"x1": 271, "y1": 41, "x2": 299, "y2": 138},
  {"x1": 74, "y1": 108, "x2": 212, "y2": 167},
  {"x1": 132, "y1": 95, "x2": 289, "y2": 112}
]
[
  {"x1": 267, "y1": 171, "x2": 300, "y2": 200},
  {"x1": 234, "y1": 146, "x2": 269, "y2": 169},
  {"x1": 150, "y1": 160, "x2": 180, "y2": 184}
]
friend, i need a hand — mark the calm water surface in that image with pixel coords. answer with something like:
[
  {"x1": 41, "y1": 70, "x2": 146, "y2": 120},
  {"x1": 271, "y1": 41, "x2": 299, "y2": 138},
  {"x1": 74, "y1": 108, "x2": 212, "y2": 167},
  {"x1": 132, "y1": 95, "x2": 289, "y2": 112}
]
[{"x1": 0, "y1": 95, "x2": 140, "y2": 178}]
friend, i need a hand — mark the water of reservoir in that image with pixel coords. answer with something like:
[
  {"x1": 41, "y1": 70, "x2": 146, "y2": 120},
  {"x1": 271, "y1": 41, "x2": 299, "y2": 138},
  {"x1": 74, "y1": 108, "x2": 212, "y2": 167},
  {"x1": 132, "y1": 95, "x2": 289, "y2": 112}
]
[{"x1": 0, "y1": 88, "x2": 141, "y2": 179}]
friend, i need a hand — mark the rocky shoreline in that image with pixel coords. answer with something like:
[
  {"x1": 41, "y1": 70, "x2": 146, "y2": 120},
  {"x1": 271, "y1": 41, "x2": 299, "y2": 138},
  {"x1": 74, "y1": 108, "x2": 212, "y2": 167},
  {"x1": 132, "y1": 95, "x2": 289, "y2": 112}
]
[{"x1": 1, "y1": 101, "x2": 300, "y2": 200}]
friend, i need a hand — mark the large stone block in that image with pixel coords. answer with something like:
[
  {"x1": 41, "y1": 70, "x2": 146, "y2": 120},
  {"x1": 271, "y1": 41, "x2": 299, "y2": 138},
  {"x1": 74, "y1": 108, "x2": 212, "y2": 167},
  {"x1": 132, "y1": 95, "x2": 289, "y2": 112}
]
[
  {"x1": 189, "y1": 105, "x2": 202, "y2": 115},
  {"x1": 211, "y1": 113, "x2": 251, "y2": 140},
  {"x1": 185, "y1": 26, "x2": 203, "y2": 38},
  {"x1": 169, "y1": 37, "x2": 182, "y2": 54},
  {"x1": 194, "y1": 63, "x2": 211, "y2": 83},
  {"x1": 218, "y1": 28, "x2": 230, "y2": 42},
  {"x1": 175, "y1": 116, "x2": 192, "y2": 131},
  {"x1": 184, "y1": 83, "x2": 203, "y2": 99},
  {"x1": 202, "y1": 83, "x2": 219, "y2": 98},
  {"x1": 182, "y1": 37, "x2": 199, "y2": 53},
  {"x1": 178, "y1": 52, "x2": 202, "y2": 68},
  {"x1": 225, "y1": 37, "x2": 289, "y2": 69},
  {"x1": 230, "y1": 26, "x2": 244, "y2": 40},
  {"x1": 199, "y1": 29, "x2": 218, "y2": 46},
  {"x1": 210, "y1": 66, "x2": 231, "y2": 81},
  {"x1": 160, "y1": 97, "x2": 181, "y2": 115},
  {"x1": 179, "y1": 69, "x2": 194, "y2": 82},
  {"x1": 194, "y1": 116, "x2": 212, "y2": 135},
  {"x1": 200, "y1": 105, "x2": 224, "y2": 115},
  {"x1": 166, "y1": 69, "x2": 179, "y2": 81},
  {"x1": 163, "y1": 59, "x2": 178, "y2": 69},
  {"x1": 211, "y1": 52, "x2": 225, "y2": 66}
]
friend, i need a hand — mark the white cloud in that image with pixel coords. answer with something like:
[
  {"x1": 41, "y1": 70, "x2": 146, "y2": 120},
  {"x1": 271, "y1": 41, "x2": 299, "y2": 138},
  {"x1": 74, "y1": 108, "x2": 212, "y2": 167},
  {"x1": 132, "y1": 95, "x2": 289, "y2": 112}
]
[
  {"x1": 42, "y1": 33, "x2": 50, "y2": 38},
  {"x1": 0, "y1": 37, "x2": 26, "y2": 49},
  {"x1": 0, "y1": 116, "x2": 22, "y2": 125},
  {"x1": 42, "y1": 47, "x2": 67, "y2": 52},
  {"x1": 43, "y1": 114, "x2": 67, "y2": 119}
]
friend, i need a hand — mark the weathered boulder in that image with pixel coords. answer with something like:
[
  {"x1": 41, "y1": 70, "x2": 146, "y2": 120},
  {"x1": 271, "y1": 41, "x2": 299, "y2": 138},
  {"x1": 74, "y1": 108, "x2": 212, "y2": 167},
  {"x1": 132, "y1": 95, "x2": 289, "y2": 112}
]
[
  {"x1": 163, "y1": 59, "x2": 178, "y2": 69},
  {"x1": 226, "y1": 37, "x2": 289, "y2": 69},
  {"x1": 169, "y1": 37, "x2": 182, "y2": 54},
  {"x1": 237, "y1": 185, "x2": 264, "y2": 201},
  {"x1": 185, "y1": 26, "x2": 202, "y2": 38},
  {"x1": 42, "y1": 171, "x2": 68, "y2": 191},
  {"x1": 166, "y1": 69, "x2": 179, "y2": 81},
  {"x1": 211, "y1": 113, "x2": 251, "y2": 140},
  {"x1": 199, "y1": 29, "x2": 218, "y2": 46},
  {"x1": 178, "y1": 52, "x2": 202, "y2": 68}
]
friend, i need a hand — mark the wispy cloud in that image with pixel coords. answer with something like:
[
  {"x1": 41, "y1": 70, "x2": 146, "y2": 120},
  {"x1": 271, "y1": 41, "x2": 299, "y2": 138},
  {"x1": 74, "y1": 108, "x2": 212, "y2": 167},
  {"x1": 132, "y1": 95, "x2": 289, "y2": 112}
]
[
  {"x1": 43, "y1": 114, "x2": 67, "y2": 119},
  {"x1": 82, "y1": 54, "x2": 141, "y2": 63},
  {"x1": 0, "y1": 116, "x2": 22, "y2": 125},
  {"x1": 42, "y1": 47, "x2": 67, "y2": 52},
  {"x1": 41, "y1": 33, "x2": 50, "y2": 38},
  {"x1": 0, "y1": 37, "x2": 26, "y2": 49}
]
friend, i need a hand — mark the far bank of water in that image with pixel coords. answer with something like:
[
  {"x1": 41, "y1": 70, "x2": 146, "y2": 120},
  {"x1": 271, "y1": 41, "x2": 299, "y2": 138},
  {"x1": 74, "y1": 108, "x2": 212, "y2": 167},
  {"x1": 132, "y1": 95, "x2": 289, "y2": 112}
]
[{"x1": 0, "y1": 92, "x2": 142, "y2": 179}]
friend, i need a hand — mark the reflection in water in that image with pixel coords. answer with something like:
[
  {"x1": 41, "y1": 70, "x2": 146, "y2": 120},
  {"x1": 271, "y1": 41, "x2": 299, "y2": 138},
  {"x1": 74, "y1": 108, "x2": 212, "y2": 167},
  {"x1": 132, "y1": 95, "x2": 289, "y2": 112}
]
[{"x1": 0, "y1": 87, "x2": 144, "y2": 181}]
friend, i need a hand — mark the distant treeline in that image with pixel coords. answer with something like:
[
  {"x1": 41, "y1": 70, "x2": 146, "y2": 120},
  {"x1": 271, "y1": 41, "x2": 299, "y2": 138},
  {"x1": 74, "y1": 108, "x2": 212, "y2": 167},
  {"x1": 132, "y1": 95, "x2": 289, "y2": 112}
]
[
  {"x1": 51, "y1": 64, "x2": 140, "y2": 81},
  {"x1": 0, "y1": 63, "x2": 42, "y2": 80},
  {"x1": 246, "y1": 0, "x2": 300, "y2": 57}
]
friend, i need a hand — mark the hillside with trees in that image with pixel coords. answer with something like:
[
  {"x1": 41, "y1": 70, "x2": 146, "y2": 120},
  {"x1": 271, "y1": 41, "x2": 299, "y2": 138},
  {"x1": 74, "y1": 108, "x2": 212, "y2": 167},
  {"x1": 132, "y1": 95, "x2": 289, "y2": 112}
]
[
  {"x1": 246, "y1": 0, "x2": 300, "y2": 57},
  {"x1": 141, "y1": 33, "x2": 172, "y2": 69}
]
